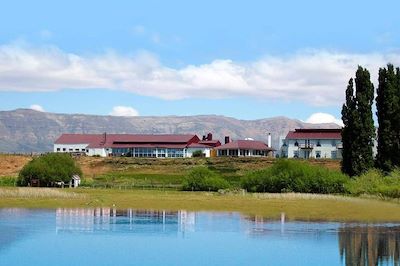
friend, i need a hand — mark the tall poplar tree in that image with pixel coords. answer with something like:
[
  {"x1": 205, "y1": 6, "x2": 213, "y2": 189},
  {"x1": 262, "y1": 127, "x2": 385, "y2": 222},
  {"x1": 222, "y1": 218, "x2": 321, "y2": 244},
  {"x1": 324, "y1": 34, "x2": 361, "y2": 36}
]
[
  {"x1": 341, "y1": 66, "x2": 375, "y2": 176},
  {"x1": 376, "y1": 64, "x2": 398, "y2": 171}
]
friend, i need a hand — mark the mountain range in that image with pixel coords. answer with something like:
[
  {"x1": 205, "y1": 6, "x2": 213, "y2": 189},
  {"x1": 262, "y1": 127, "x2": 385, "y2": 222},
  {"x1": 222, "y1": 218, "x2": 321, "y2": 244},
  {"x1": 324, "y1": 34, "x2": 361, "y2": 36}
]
[{"x1": 0, "y1": 109, "x2": 340, "y2": 152}]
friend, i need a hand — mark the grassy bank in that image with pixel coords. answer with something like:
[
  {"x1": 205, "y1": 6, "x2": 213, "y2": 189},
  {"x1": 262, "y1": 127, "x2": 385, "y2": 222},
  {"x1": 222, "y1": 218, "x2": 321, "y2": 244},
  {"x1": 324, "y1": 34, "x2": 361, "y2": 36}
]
[{"x1": 2, "y1": 187, "x2": 400, "y2": 222}]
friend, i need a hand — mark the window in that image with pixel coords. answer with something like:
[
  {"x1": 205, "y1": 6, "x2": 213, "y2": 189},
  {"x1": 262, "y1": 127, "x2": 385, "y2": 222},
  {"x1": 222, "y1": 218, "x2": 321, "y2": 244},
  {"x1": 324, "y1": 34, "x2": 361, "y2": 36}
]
[
  {"x1": 81, "y1": 149, "x2": 85, "y2": 152},
  {"x1": 69, "y1": 148, "x2": 73, "y2": 151},
  {"x1": 316, "y1": 151, "x2": 321, "y2": 159},
  {"x1": 57, "y1": 148, "x2": 60, "y2": 151},
  {"x1": 134, "y1": 148, "x2": 156, "y2": 158},
  {"x1": 294, "y1": 141, "x2": 299, "y2": 147},
  {"x1": 282, "y1": 141, "x2": 287, "y2": 147},
  {"x1": 293, "y1": 151, "x2": 299, "y2": 158},
  {"x1": 63, "y1": 148, "x2": 66, "y2": 151},
  {"x1": 331, "y1": 140, "x2": 337, "y2": 146},
  {"x1": 316, "y1": 140, "x2": 321, "y2": 147},
  {"x1": 158, "y1": 149, "x2": 166, "y2": 158},
  {"x1": 167, "y1": 149, "x2": 184, "y2": 158},
  {"x1": 331, "y1": 151, "x2": 337, "y2": 159},
  {"x1": 75, "y1": 148, "x2": 80, "y2": 151}
]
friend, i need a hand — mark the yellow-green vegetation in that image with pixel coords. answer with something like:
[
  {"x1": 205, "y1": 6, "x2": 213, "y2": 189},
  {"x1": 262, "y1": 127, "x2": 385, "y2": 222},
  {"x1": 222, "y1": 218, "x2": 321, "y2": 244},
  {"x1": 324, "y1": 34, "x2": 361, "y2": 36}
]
[
  {"x1": 241, "y1": 160, "x2": 348, "y2": 194},
  {"x1": 2, "y1": 187, "x2": 400, "y2": 222},
  {"x1": 346, "y1": 168, "x2": 400, "y2": 198}
]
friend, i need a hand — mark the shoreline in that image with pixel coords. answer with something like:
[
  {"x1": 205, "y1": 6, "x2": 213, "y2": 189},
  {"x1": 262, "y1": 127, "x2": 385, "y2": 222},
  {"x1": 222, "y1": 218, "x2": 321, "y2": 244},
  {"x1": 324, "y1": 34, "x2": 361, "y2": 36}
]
[{"x1": 1, "y1": 188, "x2": 400, "y2": 223}]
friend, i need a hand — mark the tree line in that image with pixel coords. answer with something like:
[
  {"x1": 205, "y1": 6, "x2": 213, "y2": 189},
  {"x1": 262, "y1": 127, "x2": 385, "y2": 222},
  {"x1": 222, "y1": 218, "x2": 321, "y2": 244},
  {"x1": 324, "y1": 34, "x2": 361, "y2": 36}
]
[{"x1": 342, "y1": 64, "x2": 400, "y2": 176}]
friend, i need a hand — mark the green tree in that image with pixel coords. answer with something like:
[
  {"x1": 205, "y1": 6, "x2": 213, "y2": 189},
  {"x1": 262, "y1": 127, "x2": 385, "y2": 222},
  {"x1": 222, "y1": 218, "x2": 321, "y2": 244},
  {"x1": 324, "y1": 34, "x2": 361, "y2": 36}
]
[
  {"x1": 18, "y1": 153, "x2": 82, "y2": 186},
  {"x1": 341, "y1": 66, "x2": 375, "y2": 176},
  {"x1": 376, "y1": 64, "x2": 399, "y2": 171}
]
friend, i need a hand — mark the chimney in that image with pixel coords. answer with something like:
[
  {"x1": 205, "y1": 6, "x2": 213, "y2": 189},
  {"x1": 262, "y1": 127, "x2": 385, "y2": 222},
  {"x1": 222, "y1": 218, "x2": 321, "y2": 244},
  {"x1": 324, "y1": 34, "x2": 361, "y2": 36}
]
[
  {"x1": 202, "y1": 135, "x2": 206, "y2": 141},
  {"x1": 207, "y1": 133, "x2": 212, "y2": 141},
  {"x1": 224, "y1": 136, "x2": 230, "y2": 144},
  {"x1": 267, "y1": 133, "x2": 272, "y2": 148}
]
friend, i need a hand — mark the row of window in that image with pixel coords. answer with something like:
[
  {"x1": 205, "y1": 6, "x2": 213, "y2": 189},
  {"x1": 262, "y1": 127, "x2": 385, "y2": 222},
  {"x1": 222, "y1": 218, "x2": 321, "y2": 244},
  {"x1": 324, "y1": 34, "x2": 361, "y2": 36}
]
[
  {"x1": 293, "y1": 150, "x2": 340, "y2": 159},
  {"x1": 286, "y1": 139, "x2": 340, "y2": 147},
  {"x1": 56, "y1": 148, "x2": 86, "y2": 152}
]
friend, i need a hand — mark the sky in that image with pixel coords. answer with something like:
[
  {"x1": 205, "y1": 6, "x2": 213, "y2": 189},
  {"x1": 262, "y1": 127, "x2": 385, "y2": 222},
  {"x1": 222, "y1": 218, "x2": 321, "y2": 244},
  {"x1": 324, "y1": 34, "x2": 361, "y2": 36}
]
[{"x1": 0, "y1": 0, "x2": 399, "y2": 124}]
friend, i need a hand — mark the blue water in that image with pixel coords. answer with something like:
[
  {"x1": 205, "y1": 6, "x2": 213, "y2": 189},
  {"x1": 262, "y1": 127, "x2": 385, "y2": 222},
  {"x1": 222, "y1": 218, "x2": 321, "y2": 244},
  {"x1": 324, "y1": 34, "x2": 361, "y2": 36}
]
[{"x1": 0, "y1": 208, "x2": 399, "y2": 266}]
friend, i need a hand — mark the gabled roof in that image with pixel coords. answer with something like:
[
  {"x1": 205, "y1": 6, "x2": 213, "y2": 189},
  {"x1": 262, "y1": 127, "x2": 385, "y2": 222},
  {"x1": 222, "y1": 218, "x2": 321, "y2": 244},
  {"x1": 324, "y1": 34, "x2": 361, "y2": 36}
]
[
  {"x1": 55, "y1": 133, "x2": 200, "y2": 148},
  {"x1": 187, "y1": 143, "x2": 213, "y2": 148},
  {"x1": 198, "y1": 140, "x2": 221, "y2": 147},
  {"x1": 215, "y1": 140, "x2": 274, "y2": 151},
  {"x1": 54, "y1": 134, "x2": 103, "y2": 144},
  {"x1": 286, "y1": 129, "x2": 342, "y2": 140}
]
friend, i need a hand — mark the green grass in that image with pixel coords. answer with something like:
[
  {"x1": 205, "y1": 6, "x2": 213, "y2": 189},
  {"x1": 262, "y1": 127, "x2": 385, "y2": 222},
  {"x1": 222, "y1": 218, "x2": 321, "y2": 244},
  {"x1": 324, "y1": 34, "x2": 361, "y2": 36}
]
[
  {"x1": 2, "y1": 188, "x2": 400, "y2": 222},
  {"x1": 0, "y1": 176, "x2": 17, "y2": 186}
]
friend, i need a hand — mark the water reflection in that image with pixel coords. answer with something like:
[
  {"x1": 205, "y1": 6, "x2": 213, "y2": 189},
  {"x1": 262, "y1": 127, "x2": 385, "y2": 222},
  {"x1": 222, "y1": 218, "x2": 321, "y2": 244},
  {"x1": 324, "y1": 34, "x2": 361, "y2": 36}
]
[
  {"x1": 1, "y1": 208, "x2": 400, "y2": 265},
  {"x1": 339, "y1": 225, "x2": 400, "y2": 266},
  {"x1": 55, "y1": 208, "x2": 196, "y2": 234}
]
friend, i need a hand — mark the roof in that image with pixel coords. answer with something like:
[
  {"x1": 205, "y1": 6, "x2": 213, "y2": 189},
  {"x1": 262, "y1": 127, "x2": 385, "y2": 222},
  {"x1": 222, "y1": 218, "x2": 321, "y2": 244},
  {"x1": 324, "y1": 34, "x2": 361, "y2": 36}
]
[
  {"x1": 286, "y1": 128, "x2": 342, "y2": 140},
  {"x1": 54, "y1": 134, "x2": 103, "y2": 144},
  {"x1": 187, "y1": 143, "x2": 214, "y2": 148},
  {"x1": 55, "y1": 133, "x2": 200, "y2": 149},
  {"x1": 198, "y1": 140, "x2": 221, "y2": 147},
  {"x1": 215, "y1": 140, "x2": 274, "y2": 151}
]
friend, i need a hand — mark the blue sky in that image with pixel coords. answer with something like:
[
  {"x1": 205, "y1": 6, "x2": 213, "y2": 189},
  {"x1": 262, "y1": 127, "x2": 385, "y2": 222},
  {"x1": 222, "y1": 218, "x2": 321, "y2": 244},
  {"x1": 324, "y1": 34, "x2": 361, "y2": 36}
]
[{"x1": 0, "y1": 0, "x2": 399, "y2": 122}]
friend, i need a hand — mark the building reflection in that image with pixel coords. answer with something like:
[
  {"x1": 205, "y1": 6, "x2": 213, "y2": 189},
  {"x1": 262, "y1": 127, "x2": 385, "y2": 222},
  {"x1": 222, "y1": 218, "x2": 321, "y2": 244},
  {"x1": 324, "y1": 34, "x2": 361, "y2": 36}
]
[
  {"x1": 339, "y1": 225, "x2": 400, "y2": 266},
  {"x1": 55, "y1": 208, "x2": 196, "y2": 234}
]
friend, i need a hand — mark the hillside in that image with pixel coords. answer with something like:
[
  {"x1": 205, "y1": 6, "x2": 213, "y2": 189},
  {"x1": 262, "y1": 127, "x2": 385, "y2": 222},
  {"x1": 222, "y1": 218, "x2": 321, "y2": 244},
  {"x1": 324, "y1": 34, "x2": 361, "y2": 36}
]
[{"x1": 0, "y1": 109, "x2": 339, "y2": 152}]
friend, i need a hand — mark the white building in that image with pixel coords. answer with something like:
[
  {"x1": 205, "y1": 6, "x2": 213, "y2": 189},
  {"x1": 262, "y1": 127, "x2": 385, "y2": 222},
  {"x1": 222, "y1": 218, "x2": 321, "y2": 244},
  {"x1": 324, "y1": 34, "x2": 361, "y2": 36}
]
[
  {"x1": 53, "y1": 133, "x2": 220, "y2": 158},
  {"x1": 280, "y1": 129, "x2": 342, "y2": 159}
]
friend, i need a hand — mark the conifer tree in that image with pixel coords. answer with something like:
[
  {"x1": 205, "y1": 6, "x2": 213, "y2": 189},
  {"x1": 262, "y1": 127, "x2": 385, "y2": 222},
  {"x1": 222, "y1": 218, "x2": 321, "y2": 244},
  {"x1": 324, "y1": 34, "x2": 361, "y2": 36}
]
[
  {"x1": 341, "y1": 66, "x2": 375, "y2": 176},
  {"x1": 376, "y1": 64, "x2": 397, "y2": 171}
]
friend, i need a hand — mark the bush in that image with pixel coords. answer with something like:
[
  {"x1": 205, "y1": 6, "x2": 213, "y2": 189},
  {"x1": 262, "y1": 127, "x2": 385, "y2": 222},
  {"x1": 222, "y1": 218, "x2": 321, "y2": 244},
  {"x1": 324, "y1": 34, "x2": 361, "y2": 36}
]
[
  {"x1": 345, "y1": 168, "x2": 400, "y2": 198},
  {"x1": 241, "y1": 159, "x2": 349, "y2": 194},
  {"x1": 182, "y1": 167, "x2": 230, "y2": 191},
  {"x1": 192, "y1": 150, "x2": 204, "y2": 158},
  {"x1": 17, "y1": 153, "x2": 82, "y2": 187}
]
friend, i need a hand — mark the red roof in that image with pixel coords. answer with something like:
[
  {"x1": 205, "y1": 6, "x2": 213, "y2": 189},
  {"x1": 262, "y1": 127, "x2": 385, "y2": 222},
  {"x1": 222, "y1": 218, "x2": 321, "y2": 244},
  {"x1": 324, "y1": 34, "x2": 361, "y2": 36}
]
[
  {"x1": 215, "y1": 140, "x2": 274, "y2": 151},
  {"x1": 54, "y1": 134, "x2": 103, "y2": 144},
  {"x1": 286, "y1": 128, "x2": 342, "y2": 140},
  {"x1": 187, "y1": 143, "x2": 213, "y2": 148},
  {"x1": 55, "y1": 134, "x2": 200, "y2": 149},
  {"x1": 198, "y1": 140, "x2": 221, "y2": 147}
]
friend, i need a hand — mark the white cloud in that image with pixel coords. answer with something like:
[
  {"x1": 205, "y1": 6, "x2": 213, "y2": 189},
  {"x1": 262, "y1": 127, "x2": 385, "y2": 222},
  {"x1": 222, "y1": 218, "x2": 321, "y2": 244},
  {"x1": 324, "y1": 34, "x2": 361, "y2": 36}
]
[
  {"x1": 0, "y1": 43, "x2": 399, "y2": 106},
  {"x1": 110, "y1": 106, "x2": 139, "y2": 116},
  {"x1": 30, "y1": 104, "x2": 45, "y2": 112},
  {"x1": 306, "y1": 112, "x2": 343, "y2": 126},
  {"x1": 39, "y1": 30, "x2": 53, "y2": 39}
]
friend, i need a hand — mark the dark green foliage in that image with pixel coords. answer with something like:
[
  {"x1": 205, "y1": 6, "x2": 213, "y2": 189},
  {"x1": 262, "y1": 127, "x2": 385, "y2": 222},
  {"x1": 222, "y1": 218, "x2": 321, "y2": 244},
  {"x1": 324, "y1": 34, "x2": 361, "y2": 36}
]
[
  {"x1": 341, "y1": 66, "x2": 375, "y2": 176},
  {"x1": 17, "y1": 153, "x2": 82, "y2": 186},
  {"x1": 182, "y1": 167, "x2": 230, "y2": 191},
  {"x1": 376, "y1": 64, "x2": 400, "y2": 171},
  {"x1": 192, "y1": 150, "x2": 204, "y2": 157},
  {"x1": 241, "y1": 160, "x2": 349, "y2": 194}
]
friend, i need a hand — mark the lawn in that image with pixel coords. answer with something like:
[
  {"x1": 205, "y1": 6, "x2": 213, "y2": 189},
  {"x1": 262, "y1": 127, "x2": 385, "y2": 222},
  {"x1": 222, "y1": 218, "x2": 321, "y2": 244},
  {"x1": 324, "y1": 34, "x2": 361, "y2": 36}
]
[{"x1": 1, "y1": 187, "x2": 400, "y2": 222}]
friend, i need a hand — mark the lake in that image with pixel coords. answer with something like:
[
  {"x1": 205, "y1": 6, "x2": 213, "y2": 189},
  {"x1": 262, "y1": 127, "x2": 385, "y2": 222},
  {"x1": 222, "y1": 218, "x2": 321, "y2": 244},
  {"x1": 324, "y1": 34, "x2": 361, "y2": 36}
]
[{"x1": 0, "y1": 208, "x2": 399, "y2": 266}]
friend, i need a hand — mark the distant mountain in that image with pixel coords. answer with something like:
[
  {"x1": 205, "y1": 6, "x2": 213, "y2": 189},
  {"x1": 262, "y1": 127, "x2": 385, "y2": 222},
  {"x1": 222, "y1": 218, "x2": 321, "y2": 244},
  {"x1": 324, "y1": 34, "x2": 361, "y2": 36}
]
[{"x1": 0, "y1": 109, "x2": 340, "y2": 152}]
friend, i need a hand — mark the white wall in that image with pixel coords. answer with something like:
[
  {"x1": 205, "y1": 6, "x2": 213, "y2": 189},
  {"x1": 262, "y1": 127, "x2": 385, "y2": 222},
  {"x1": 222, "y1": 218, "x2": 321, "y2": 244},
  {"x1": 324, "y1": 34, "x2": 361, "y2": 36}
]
[
  {"x1": 54, "y1": 144, "x2": 89, "y2": 153},
  {"x1": 283, "y1": 139, "x2": 342, "y2": 159},
  {"x1": 87, "y1": 148, "x2": 111, "y2": 157}
]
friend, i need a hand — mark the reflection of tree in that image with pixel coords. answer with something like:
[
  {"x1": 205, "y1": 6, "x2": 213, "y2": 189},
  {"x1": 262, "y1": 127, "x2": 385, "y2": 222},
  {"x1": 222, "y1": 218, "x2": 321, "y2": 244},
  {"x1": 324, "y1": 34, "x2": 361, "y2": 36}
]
[{"x1": 339, "y1": 225, "x2": 400, "y2": 266}]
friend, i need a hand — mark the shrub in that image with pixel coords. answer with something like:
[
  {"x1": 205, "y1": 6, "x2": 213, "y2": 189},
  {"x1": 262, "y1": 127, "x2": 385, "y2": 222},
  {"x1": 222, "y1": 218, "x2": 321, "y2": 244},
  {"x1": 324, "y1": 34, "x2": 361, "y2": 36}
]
[
  {"x1": 17, "y1": 153, "x2": 82, "y2": 187},
  {"x1": 182, "y1": 167, "x2": 230, "y2": 191},
  {"x1": 192, "y1": 150, "x2": 204, "y2": 158},
  {"x1": 241, "y1": 159, "x2": 349, "y2": 194},
  {"x1": 345, "y1": 168, "x2": 400, "y2": 198}
]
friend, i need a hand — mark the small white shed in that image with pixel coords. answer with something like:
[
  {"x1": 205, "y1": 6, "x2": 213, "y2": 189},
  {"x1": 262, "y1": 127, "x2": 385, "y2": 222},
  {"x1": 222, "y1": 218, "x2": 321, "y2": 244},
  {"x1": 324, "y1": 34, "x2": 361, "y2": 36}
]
[{"x1": 71, "y1": 175, "x2": 81, "y2": 188}]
